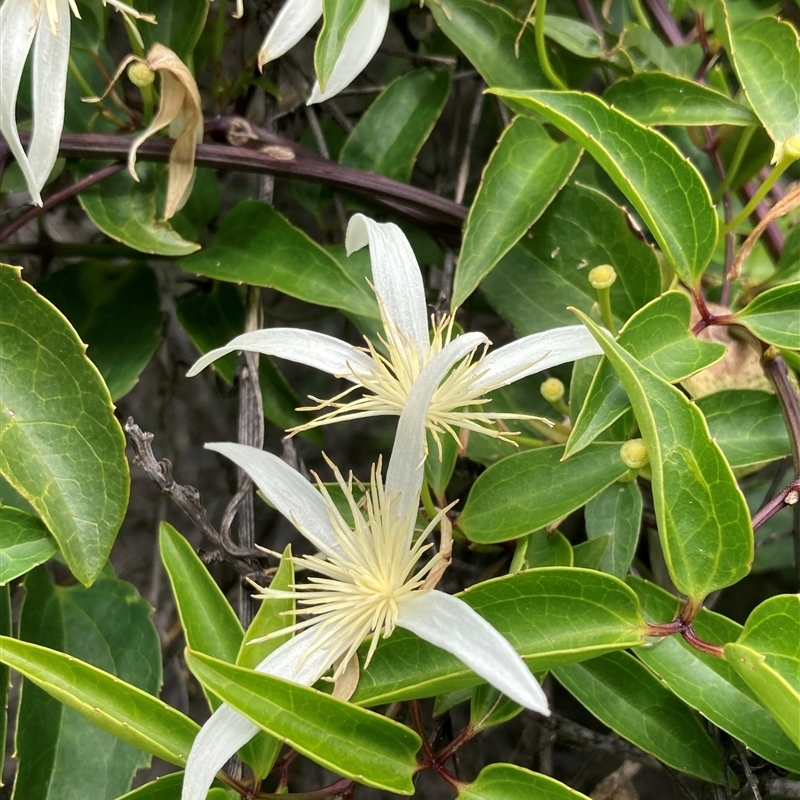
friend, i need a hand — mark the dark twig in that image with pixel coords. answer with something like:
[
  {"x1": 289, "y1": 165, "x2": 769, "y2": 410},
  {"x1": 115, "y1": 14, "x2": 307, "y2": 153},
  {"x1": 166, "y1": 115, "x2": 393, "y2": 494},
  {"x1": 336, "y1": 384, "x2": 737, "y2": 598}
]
[
  {"x1": 732, "y1": 739, "x2": 762, "y2": 800},
  {"x1": 643, "y1": 0, "x2": 685, "y2": 45}
]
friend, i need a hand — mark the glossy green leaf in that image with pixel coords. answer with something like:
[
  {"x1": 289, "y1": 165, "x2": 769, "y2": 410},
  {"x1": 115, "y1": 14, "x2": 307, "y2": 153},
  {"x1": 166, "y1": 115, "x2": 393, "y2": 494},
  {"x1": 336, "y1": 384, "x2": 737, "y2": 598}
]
[
  {"x1": 585, "y1": 482, "x2": 642, "y2": 579},
  {"x1": 458, "y1": 763, "x2": 590, "y2": 800},
  {"x1": 573, "y1": 309, "x2": 752, "y2": 601},
  {"x1": 630, "y1": 578, "x2": 800, "y2": 772},
  {"x1": 316, "y1": 0, "x2": 369, "y2": 90},
  {"x1": 138, "y1": 0, "x2": 210, "y2": 60},
  {"x1": 0, "y1": 634, "x2": 198, "y2": 766},
  {"x1": 516, "y1": 530, "x2": 573, "y2": 568},
  {"x1": 185, "y1": 650, "x2": 421, "y2": 795},
  {"x1": 0, "y1": 584, "x2": 9, "y2": 776},
  {"x1": 424, "y1": 431, "x2": 458, "y2": 501},
  {"x1": 736, "y1": 282, "x2": 800, "y2": 349},
  {"x1": 38, "y1": 263, "x2": 163, "y2": 401},
  {"x1": 554, "y1": 651, "x2": 723, "y2": 782},
  {"x1": 459, "y1": 443, "x2": 629, "y2": 544},
  {"x1": 340, "y1": 68, "x2": 451, "y2": 182},
  {"x1": 720, "y1": 7, "x2": 800, "y2": 161},
  {"x1": 428, "y1": 0, "x2": 547, "y2": 94},
  {"x1": 571, "y1": 534, "x2": 610, "y2": 570},
  {"x1": 180, "y1": 201, "x2": 378, "y2": 317},
  {"x1": 566, "y1": 291, "x2": 726, "y2": 457},
  {"x1": 482, "y1": 183, "x2": 661, "y2": 335},
  {"x1": 771, "y1": 224, "x2": 800, "y2": 285},
  {"x1": 112, "y1": 773, "x2": 230, "y2": 800},
  {"x1": 603, "y1": 73, "x2": 758, "y2": 126},
  {"x1": 0, "y1": 265, "x2": 129, "y2": 586},
  {"x1": 13, "y1": 569, "x2": 162, "y2": 800},
  {"x1": 470, "y1": 685, "x2": 523, "y2": 732},
  {"x1": 0, "y1": 506, "x2": 57, "y2": 584},
  {"x1": 487, "y1": 89, "x2": 718, "y2": 285},
  {"x1": 77, "y1": 164, "x2": 200, "y2": 256},
  {"x1": 453, "y1": 117, "x2": 581, "y2": 308},
  {"x1": 352, "y1": 568, "x2": 645, "y2": 705},
  {"x1": 697, "y1": 390, "x2": 792, "y2": 468},
  {"x1": 544, "y1": 15, "x2": 605, "y2": 59}
]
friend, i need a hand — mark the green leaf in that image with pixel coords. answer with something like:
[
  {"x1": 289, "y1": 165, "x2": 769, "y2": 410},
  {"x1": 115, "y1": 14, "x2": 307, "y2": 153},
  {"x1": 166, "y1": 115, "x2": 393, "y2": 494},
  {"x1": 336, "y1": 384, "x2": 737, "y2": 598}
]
[
  {"x1": 340, "y1": 68, "x2": 451, "y2": 182},
  {"x1": 453, "y1": 117, "x2": 581, "y2": 308},
  {"x1": 736, "y1": 282, "x2": 800, "y2": 349},
  {"x1": 585, "y1": 482, "x2": 642, "y2": 579},
  {"x1": 720, "y1": 7, "x2": 800, "y2": 161},
  {"x1": 13, "y1": 569, "x2": 163, "y2": 800},
  {"x1": 0, "y1": 634, "x2": 198, "y2": 766},
  {"x1": 515, "y1": 530, "x2": 573, "y2": 568},
  {"x1": 486, "y1": 89, "x2": 718, "y2": 285},
  {"x1": 573, "y1": 309, "x2": 753, "y2": 601},
  {"x1": 630, "y1": 577, "x2": 800, "y2": 772},
  {"x1": 572, "y1": 535, "x2": 610, "y2": 570},
  {"x1": 77, "y1": 163, "x2": 200, "y2": 256},
  {"x1": 482, "y1": 183, "x2": 661, "y2": 335},
  {"x1": 0, "y1": 506, "x2": 57, "y2": 584},
  {"x1": 554, "y1": 651, "x2": 723, "y2": 782},
  {"x1": 424, "y1": 431, "x2": 458, "y2": 501},
  {"x1": 352, "y1": 568, "x2": 645, "y2": 705},
  {"x1": 185, "y1": 650, "x2": 421, "y2": 795},
  {"x1": 111, "y1": 773, "x2": 231, "y2": 800},
  {"x1": 544, "y1": 15, "x2": 605, "y2": 59},
  {"x1": 37, "y1": 263, "x2": 163, "y2": 401},
  {"x1": 315, "y1": 0, "x2": 369, "y2": 90},
  {"x1": 771, "y1": 224, "x2": 800, "y2": 285},
  {"x1": 566, "y1": 291, "x2": 727, "y2": 457},
  {"x1": 459, "y1": 443, "x2": 629, "y2": 544},
  {"x1": 428, "y1": 0, "x2": 547, "y2": 94},
  {"x1": 0, "y1": 585, "x2": 9, "y2": 778},
  {"x1": 470, "y1": 685, "x2": 523, "y2": 732},
  {"x1": 603, "y1": 72, "x2": 758, "y2": 126},
  {"x1": 180, "y1": 201, "x2": 378, "y2": 317},
  {"x1": 697, "y1": 390, "x2": 791, "y2": 468},
  {"x1": 138, "y1": 0, "x2": 210, "y2": 60},
  {"x1": 458, "y1": 764, "x2": 591, "y2": 800},
  {"x1": 0, "y1": 265, "x2": 129, "y2": 586}
]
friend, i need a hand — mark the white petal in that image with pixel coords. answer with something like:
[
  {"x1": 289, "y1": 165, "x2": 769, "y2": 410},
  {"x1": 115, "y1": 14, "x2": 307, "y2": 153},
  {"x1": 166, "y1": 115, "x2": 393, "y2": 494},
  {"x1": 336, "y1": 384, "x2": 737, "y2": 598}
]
[
  {"x1": 187, "y1": 328, "x2": 375, "y2": 380},
  {"x1": 27, "y1": 0, "x2": 70, "y2": 195},
  {"x1": 205, "y1": 442, "x2": 346, "y2": 559},
  {"x1": 0, "y1": 0, "x2": 40, "y2": 204},
  {"x1": 471, "y1": 325, "x2": 604, "y2": 394},
  {"x1": 385, "y1": 331, "x2": 488, "y2": 531},
  {"x1": 396, "y1": 590, "x2": 550, "y2": 715},
  {"x1": 345, "y1": 214, "x2": 429, "y2": 357},
  {"x1": 307, "y1": 0, "x2": 390, "y2": 102},
  {"x1": 257, "y1": 0, "x2": 322, "y2": 68},
  {"x1": 182, "y1": 628, "x2": 341, "y2": 800}
]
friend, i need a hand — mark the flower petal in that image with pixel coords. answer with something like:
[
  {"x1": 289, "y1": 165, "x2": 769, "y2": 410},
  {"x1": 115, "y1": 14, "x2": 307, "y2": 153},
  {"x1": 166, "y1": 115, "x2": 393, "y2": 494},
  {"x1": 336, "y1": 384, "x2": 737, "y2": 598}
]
[
  {"x1": 0, "y1": 0, "x2": 41, "y2": 203},
  {"x1": 307, "y1": 0, "x2": 390, "y2": 103},
  {"x1": 471, "y1": 325, "x2": 604, "y2": 394},
  {"x1": 396, "y1": 589, "x2": 550, "y2": 715},
  {"x1": 27, "y1": 0, "x2": 71, "y2": 196},
  {"x1": 187, "y1": 328, "x2": 375, "y2": 381},
  {"x1": 205, "y1": 442, "x2": 346, "y2": 559},
  {"x1": 346, "y1": 214, "x2": 429, "y2": 358},
  {"x1": 257, "y1": 0, "x2": 322, "y2": 69},
  {"x1": 182, "y1": 628, "x2": 341, "y2": 800},
  {"x1": 386, "y1": 331, "x2": 488, "y2": 533}
]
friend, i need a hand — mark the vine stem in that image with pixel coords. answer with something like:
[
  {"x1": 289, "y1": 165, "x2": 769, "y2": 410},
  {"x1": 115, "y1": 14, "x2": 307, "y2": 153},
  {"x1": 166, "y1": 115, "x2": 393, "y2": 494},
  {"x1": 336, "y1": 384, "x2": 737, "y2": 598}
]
[{"x1": 535, "y1": 0, "x2": 567, "y2": 89}]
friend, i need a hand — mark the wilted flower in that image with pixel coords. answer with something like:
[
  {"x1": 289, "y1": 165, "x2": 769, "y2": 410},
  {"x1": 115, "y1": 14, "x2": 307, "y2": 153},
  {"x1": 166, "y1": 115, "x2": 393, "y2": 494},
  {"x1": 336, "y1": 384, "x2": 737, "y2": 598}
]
[
  {"x1": 0, "y1": 0, "x2": 154, "y2": 205},
  {"x1": 181, "y1": 352, "x2": 549, "y2": 800},
  {"x1": 257, "y1": 0, "x2": 390, "y2": 103},
  {"x1": 189, "y1": 214, "x2": 603, "y2": 449}
]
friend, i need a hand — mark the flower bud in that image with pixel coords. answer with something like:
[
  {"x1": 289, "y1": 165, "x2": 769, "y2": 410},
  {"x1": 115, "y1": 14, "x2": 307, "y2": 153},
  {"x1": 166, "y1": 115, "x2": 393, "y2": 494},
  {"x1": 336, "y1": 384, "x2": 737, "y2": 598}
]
[
  {"x1": 127, "y1": 61, "x2": 156, "y2": 88},
  {"x1": 589, "y1": 264, "x2": 617, "y2": 290},
  {"x1": 784, "y1": 134, "x2": 800, "y2": 161},
  {"x1": 540, "y1": 377, "x2": 565, "y2": 403},
  {"x1": 620, "y1": 439, "x2": 649, "y2": 470}
]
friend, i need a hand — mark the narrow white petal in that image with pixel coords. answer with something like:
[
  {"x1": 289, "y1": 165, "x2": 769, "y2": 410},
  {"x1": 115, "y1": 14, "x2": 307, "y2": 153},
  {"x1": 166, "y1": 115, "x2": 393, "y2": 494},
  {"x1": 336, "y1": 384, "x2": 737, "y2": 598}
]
[
  {"x1": 472, "y1": 326, "x2": 604, "y2": 394},
  {"x1": 182, "y1": 628, "x2": 341, "y2": 800},
  {"x1": 0, "y1": 0, "x2": 40, "y2": 203},
  {"x1": 187, "y1": 328, "x2": 375, "y2": 380},
  {"x1": 345, "y1": 214, "x2": 429, "y2": 356},
  {"x1": 307, "y1": 0, "x2": 390, "y2": 102},
  {"x1": 205, "y1": 442, "x2": 345, "y2": 559},
  {"x1": 27, "y1": 0, "x2": 71, "y2": 195},
  {"x1": 386, "y1": 332, "x2": 488, "y2": 527},
  {"x1": 257, "y1": 0, "x2": 322, "y2": 68},
  {"x1": 396, "y1": 590, "x2": 550, "y2": 715}
]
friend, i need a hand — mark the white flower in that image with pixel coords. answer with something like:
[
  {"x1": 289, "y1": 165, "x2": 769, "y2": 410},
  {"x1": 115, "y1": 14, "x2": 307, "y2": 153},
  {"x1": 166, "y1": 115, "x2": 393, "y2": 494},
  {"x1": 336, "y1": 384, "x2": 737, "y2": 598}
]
[
  {"x1": 256, "y1": 0, "x2": 390, "y2": 104},
  {"x1": 0, "y1": 0, "x2": 154, "y2": 205},
  {"x1": 188, "y1": 214, "x2": 603, "y2": 449},
  {"x1": 181, "y1": 351, "x2": 549, "y2": 800}
]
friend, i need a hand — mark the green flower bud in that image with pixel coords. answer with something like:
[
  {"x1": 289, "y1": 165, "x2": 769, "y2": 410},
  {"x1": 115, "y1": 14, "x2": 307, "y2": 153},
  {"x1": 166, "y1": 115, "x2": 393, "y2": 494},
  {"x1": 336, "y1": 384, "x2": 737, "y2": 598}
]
[
  {"x1": 784, "y1": 134, "x2": 800, "y2": 161},
  {"x1": 620, "y1": 439, "x2": 648, "y2": 470},
  {"x1": 127, "y1": 61, "x2": 156, "y2": 88},
  {"x1": 589, "y1": 264, "x2": 617, "y2": 290},
  {"x1": 540, "y1": 377, "x2": 565, "y2": 403}
]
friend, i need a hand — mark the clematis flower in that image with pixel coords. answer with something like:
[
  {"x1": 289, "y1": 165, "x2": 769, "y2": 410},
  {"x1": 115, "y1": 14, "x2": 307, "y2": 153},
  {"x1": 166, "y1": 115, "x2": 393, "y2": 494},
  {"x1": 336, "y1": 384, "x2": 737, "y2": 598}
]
[
  {"x1": 181, "y1": 349, "x2": 549, "y2": 800},
  {"x1": 256, "y1": 0, "x2": 390, "y2": 104},
  {"x1": 188, "y1": 214, "x2": 604, "y2": 449},
  {"x1": 0, "y1": 0, "x2": 154, "y2": 205}
]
